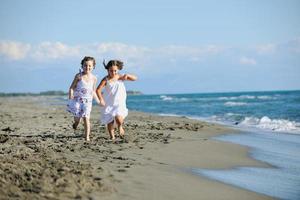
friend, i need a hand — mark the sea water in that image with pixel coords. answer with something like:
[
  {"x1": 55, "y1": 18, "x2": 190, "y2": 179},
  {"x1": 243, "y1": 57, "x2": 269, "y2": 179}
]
[
  {"x1": 127, "y1": 90, "x2": 300, "y2": 134},
  {"x1": 126, "y1": 90, "x2": 300, "y2": 199},
  {"x1": 192, "y1": 131, "x2": 300, "y2": 200}
]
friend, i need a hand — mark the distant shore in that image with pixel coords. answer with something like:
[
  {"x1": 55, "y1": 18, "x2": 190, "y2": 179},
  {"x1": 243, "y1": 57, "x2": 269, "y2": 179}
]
[
  {"x1": 0, "y1": 90, "x2": 67, "y2": 97},
  {"x1": 0, "y1": 90, "x2": 143, "y2": 97},
  {"x1": 0, "y1": 96, "x2": 273, "y2": 199}
]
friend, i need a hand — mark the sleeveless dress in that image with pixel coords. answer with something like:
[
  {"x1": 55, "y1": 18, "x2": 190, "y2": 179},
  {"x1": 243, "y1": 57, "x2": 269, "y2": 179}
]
[
  {"x1": 67, "y1": 76, "x2": 94, "y2": 118},
  {"x1": 100, "y1": 78, "x2": 128, "y2": 124}
]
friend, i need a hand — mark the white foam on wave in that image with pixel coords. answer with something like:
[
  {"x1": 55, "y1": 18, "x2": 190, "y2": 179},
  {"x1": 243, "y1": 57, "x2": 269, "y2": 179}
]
[
  {"x1": 219, "y1": 95, "x2": 277, "y2": 101},
  {"x1": 219, "y1": 95, "x2": 256, "y2": 100},
  {"x1": 240, "y1": 116, "x2": 300, "y2": 134},
  {"x1": 159, "y1": 95, "x2": 189, "y2": 102},
  {"x1": 224, "y1": 101, "x2": 248, "y2": 106},
  {"x1": 257, "y1": 95, "x2": 277, "y2": 100},
  {"x1": 160, "y1": 95, "x2": 173, "y2": 101},
  {"x1": 203, "y1": 114, "x2": 300, "y2": 134},
  {"x1": 239, "y1": 95, "x2": 256, "y2": 99},
  {"x1": 159, "y1": 113, "x2": 182, "y2": 117},
  {"x1": 225, "y1": 113, "x2": 241, "y2": 117},
  {"x1": 218, "y1": 97, "x2": 238, "y2": 100}
]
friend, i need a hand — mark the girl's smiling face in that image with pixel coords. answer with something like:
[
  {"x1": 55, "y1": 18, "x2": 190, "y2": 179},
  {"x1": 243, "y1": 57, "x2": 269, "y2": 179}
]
[
  {"x1": 82, "y1": 60, "x2": 94, "y2": 73},
  {"x1": 108, "y1": 65, "x2": 118, "y2": 78}
]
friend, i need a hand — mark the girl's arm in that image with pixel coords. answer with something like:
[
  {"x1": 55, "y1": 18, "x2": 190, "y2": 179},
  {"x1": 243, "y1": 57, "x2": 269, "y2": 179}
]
[
  {"x1": 96, "y1": 77, "x2": 107, "y2": 106},
  {"x1": 68, "y1": 74, "x2": 80, "y2": 99},
  {"x1": 92, "y1": 76, "x2": 100, "y2": 104},
  {"x1": 119, "y1": 74, "x2": 138, "y2": 81}
]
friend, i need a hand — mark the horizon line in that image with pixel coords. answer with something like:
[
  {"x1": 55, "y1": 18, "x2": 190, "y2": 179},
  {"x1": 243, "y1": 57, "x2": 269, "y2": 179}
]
[{"x1": 1, "y1": 89, "x2": 300, "y2": 96}]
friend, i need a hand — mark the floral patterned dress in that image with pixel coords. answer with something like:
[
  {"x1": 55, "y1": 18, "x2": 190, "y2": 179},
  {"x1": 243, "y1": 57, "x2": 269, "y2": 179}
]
[{"x1": 67, "y1": 77, "x2": 94, "y2": 118}]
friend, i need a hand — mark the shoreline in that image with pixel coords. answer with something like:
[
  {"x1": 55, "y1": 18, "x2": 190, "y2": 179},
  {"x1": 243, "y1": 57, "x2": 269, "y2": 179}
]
[{"x1": 0, "y1": 96, "x2": 274, "y2": 199}]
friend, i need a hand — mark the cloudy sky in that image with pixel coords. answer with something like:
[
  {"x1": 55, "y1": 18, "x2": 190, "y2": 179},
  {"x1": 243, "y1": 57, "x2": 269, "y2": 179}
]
[{"x1": 0, "y1": 0, "x2": 299, "y2": 94}]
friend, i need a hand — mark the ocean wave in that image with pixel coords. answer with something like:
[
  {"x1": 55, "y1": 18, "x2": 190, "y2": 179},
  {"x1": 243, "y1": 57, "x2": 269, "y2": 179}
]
[
  {"x1": 149, "y1": 111, "x2": 300, "y2": 134},
  {"x1": 219, "y1": 95, "x2": 277, "y2": 101},
  {"x1": 219, "y1": 95, "x2": 256, "y2": 100},
  {"x1": 159, "y1": 95, "x2": 189, "y2": 102},
  {"x1": 160, "y1": 95, "x2": 173, "y2": 101},
  {"x1": 257, "y1": 95, "x2": 277, "y2": 100},
  {"x1": 239, "y1": 116, "x2": 300, "y2": 133},
  {"x1": 205, "y1": 114, "x2": 300, "y2": 134},
  {"x1": 158, "y1": 94, "x2": 278, "y2": 103},
  {"x1": 224, "y1": 102, "x2": 248, "y2": 106}
]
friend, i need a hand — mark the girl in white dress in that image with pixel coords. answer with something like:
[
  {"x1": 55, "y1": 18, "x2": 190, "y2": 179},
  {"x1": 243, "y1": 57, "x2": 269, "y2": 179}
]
[
  {"x1": 96, "y1": 60, "x2": 137, "y2": 140},
  {"x1": 67, "y1": 56, "x2": 100, "y2": 141}
]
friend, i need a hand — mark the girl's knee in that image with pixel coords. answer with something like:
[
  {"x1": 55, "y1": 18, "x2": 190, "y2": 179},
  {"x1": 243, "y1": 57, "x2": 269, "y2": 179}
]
[
  {"x1": 107, "y1": 121, "x2": 114, "y2": 129},
  {"x1": 74, "y1": 117, "x2": 81, "y2": 122},
  {"x1": 83, "y1": 117, "x2": 90, "y2": 123},
  {"x1": 115, "y1": 116, "x2": 124, "y2": 125}
]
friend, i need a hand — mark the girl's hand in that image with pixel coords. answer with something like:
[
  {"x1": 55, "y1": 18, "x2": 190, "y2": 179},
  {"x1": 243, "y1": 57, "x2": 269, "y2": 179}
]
[
  {"x1": 120, "y1": 74, "x2": 137, "y2": 81},
  {"x1": 99, "y1": 99, "x2": 106, "y2": 107}
]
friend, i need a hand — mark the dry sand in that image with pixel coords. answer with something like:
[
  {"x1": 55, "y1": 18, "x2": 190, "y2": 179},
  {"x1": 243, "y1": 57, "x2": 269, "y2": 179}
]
[{"x1": 0, "y1": 96, "x2": 274, "y2": 200}]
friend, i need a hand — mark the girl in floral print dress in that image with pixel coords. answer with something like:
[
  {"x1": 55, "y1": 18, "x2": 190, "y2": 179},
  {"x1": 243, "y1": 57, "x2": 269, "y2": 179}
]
[{"x1": 67, "y1": 56, "x2": 100, "y2": 141}]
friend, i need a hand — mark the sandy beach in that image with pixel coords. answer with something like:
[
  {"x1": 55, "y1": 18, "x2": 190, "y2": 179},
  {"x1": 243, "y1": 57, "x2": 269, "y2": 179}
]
[{"x1": 0, "y1": 96, "x2": 274, "y2": 200}]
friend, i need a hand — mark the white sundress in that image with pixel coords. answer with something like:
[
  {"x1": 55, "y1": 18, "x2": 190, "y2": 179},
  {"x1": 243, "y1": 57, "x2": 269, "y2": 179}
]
[
  {"x1": 100, "y1": 78, "x2": 128, "y2": 124},
  {"x1": 67, "y1": 77, "x2": 94, "y2": 118}
]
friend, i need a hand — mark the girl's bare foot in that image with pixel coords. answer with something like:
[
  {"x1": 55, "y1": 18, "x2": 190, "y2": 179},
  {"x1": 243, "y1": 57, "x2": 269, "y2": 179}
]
[
  {"x1": 119, "y1": 126, "x2": 125, "y2": 139},
  {"x1": 109, "y1": 130, "x2": 116, "y2": 140},
  {"x1": 72, "y1": 123, "x2": 77, "y2": 130}
]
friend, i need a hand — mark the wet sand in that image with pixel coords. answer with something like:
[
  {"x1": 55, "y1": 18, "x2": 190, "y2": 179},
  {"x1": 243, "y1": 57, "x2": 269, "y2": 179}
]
[{"x1": 0, "y1": 96, "x2": 274, "y2": 199}]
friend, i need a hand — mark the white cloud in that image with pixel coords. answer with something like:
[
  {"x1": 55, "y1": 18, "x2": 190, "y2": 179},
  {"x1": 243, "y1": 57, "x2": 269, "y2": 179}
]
[
  {"x1": 31, "y1": 42, "x2": 81, "y2": 61},
  {"x1": 86, "y1": 43, "x2": 152, "y2": 71},
  {"x1": 0, "y1": 41, "x2": 82, "y2": 61},
  {"x1": 255, "y1": 38, "x2": 300, "y2": 55},
  {"x1": 256, "y1": 44, "x2": 277, "y2": 54},
  {"x1": 3, "y1": 39, "x2": 299, "y2": 71},
  {"x1": 286, "y1": 37, "x2": 300, "y2": 53},
  {"x1": 1, "y1": 39, "x2": 298, "y2": 66},
  {"x1": 239, "y1": 56, "x2": 257, "y2": 65},
  {"x1": 0, "y1": 41, "x2": 31, "y2": 60},
  {"x1": 94, "y1": 42, "x2": 150, "y2": 63},
  {"x1": 0, "y1": 41, "x2": 228, "y2": 71}
]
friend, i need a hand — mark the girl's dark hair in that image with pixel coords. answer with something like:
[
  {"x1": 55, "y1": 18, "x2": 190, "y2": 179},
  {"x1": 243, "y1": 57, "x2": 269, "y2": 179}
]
[
  {"x1": 81, "y1": 56, "x2": 96, "y2": 68},
  {"x1": 102, "y1": 59, "x2": 123, "y2": 70}
]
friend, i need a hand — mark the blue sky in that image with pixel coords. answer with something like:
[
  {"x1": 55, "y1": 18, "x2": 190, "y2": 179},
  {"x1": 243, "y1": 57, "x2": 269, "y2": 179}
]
[{"x1": 0, "y1": 0, "x2": 299, "y2": 94}]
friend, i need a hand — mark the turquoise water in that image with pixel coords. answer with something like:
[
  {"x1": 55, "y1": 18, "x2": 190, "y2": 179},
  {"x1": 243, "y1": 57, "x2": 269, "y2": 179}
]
[
  {"x1": 192, "y1": 131, "x2": 300, "y2": 200},
  {"x1": 127, "y1": 90, "x2": 300, "y2": 134},
  {"x1": 126, "y1": 90, "x2": 300, "y2": 199}
]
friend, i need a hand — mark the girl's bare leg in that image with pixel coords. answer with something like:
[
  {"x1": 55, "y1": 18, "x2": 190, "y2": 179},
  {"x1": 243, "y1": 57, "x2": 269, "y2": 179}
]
[
  {"x1": 73, "y1": 117, "x2": 81, "y2": 130},
  {"x1": 83, "y1": 117, "x2": 90, "y2": 141},
  {"x1": 107, "y1": 121, "x2": 115, "y2": 140},
  {"x1": 115, "y1": 115, "x2": 125, "y2": 138}
]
